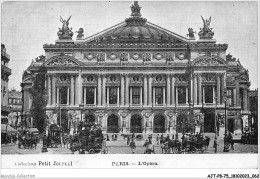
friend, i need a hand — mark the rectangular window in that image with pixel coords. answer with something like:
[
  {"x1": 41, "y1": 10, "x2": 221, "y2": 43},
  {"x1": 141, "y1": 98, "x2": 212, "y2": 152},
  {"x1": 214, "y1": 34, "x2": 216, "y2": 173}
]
[
  {"x1": 109, "y1": 87, "x2": 117, "y2": 104},
  {"x1": 59, "y1": 86, "x2": 68, "y2": 104},
  {"x1": 86, "y1": 87, "x2": 95, "y2": 104},
  {"x1": 155, "y1": 87, "x2": 163, "y2": 105},
  {"x1": 205, "y1": 86, "x2": 214, "y2": 103},
  {"x1": 9, "y1": 99, "x2": 12, "y2": 104},
  {"x1": 178, "y1": 87, "x2": 186, "y2": 104},
  {"x1": 132, "y1": 87, "x2": 140, "y2": 104}
]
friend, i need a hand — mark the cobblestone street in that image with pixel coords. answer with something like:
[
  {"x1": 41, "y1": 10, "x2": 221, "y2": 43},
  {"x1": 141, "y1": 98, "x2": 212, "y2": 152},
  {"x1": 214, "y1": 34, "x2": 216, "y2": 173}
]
[{"x1": 1, "y1": 133, "x2": 258, "y2": 154}]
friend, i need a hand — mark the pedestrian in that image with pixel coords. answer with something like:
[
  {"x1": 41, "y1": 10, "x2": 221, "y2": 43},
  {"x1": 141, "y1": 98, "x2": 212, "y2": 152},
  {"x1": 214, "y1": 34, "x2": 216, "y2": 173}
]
[
  {"x1": 148, "y1": 134, "x2": 152, "y2": 144},
  {"x1": 112, "y1": 133, "x2": 114, "y2": 141},
  {"x1": 132, "y1": 132, "x2": 135, "y2": 139},
  {"x1": 156, "y1": 134, "x2": 160, "y2": 145},
  {"x1": 143, "y1": 139, "x2": 149, "y2": 153},
  {"x1": 129, "y1": 138, "x2": 136, "y2": 154},
  {"x1": 127, "y1": 135, "x2": 130, "y2": 145},
  {"x1": 204, "y1": 136, "x2": 210, "y2": 151},
  {"x1": 230, "y1": 135, "x2": 234, "y2": 150},
  {"x1": 213, "y1": 137, "x2": 219, "y2": 153},
  {"x1": 172, "y1": 134, "x2": 175, "y2": 140}
]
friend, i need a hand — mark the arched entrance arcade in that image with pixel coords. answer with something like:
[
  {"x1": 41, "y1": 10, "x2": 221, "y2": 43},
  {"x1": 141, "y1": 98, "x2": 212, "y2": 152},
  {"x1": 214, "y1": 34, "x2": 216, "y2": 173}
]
[
  {"x1": 153, "y1": 114, "x2": 166, "y2": 133},
  {"x1": 130, "y1": 114, "x2": 143, "y2": 133},
  {"x1": 107, "y1": 114, "x2": 119, "y2": 133},
  {"x1": 176, "y1": 113, "x2": 189, "y2": 133}
]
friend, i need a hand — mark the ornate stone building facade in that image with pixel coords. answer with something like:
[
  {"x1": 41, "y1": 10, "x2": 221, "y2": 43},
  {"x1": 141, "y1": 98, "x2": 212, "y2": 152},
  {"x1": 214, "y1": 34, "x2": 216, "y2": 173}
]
[
  {"x1": 1, "y1": 44, "x2": 12, "y2": 124},
  {"x1": 22, "y1": 2, "x2": 250, "y2": 135}
]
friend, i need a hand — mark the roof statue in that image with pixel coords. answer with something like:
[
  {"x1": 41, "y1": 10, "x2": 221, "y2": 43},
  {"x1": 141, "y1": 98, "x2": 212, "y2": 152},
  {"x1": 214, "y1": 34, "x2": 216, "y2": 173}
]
[
  {"x1": 187, "y1": 28, "x2": 196, "y2": 39},
  {"x1": 131, "y1": 1, "x2": 141, "y2": 17},
  {"x1": 76, "y1": 28, "x2": 84, "y2": 39},
  {"x1": 125, "y1": 1, "x2": 147, "y2": 26},
  {"x1": 198, "y1": 16, "x2": 214, "y2": 39},
  {"x1": 57, "y1": 16, "x2": 74, "y2": 39}
]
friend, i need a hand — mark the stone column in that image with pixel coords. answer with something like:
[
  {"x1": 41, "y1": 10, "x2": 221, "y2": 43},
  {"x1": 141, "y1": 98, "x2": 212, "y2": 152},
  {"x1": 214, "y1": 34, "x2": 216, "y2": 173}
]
[
  {"x1": 202, "y1": 86, "x2": 205, "y2": 104},
  {"x1": 120, "y1": 74, "x2": 125, "y2": 106},
  {"x1": 222, "y1": 73, "x2": 226, "y2": 105},
  {"x1": 107, "y1": 87, "x2": 109, "y2": 105},
  {"x1": 153, "y1": 87, "x2": 155, "y2": 105},
  {"x1": 70, "y1": 76, "x2": 74, "y2": 105},
  {"x1": 236, "y1": 80, "x2": 240, "y2": 106},
  {"x1": 163, "y1": 86, "x2": 166, "y2": 105},
  {"x1": 75, "y1": 75, "x2": 78, "y2": 105},
  {"x1": 198, "y1": 75, "x2": 202, "y2": 105},
  {"x1": 193, "y1": 75, "x2": 197, "y2": 105},
  {"x1": 166, "y1": 74, "x2": 170, "y2": 106},
  {"x1": 83, "y1": 87, "x2": 86, "y2": 104},
  {"x1": 102, "y1": 75, "x2": 106, "y2": 106},
  {"x1": 52, "y1": 76, "x2": 56, "y2": 106},
  {"x1": 143, "y1": 74, "x2": 147, "y2": 106},
  {"x1": 217, "y1": 75, "x2": 221, "y2": 105},
  {"x1": 243, "y1": 88, "x2": 248, "y2": 111},
  {"x1": 117, "y1": 87, "x2": 120, "y2": 106},
  {"x1": 67, "y1": 87, "x2": 70, "y2": 105},
  {"x1": 56, "y1": 87, "x2": 59, "y2": 104},
  {"x1": 125, "y1": 74, "x2": 129, "y2": 106},
  {"x1": 148, "y1": 75, "x2": 152, "y2": 106},
  {"x1": 97, "y1": 74, "x2": 102, "y2": 106},
  {"x1": 171, "y1": 75, "x2": 175, "y2": 106},
  {"x1": 233, "y1": 88, "x2": 236, "y2": 107},
  {"x1": 186, "y1": 87, "x2": 188, "y2": 104},
  {"x1": 47, "y1": 76, "x2": 51, "y2": 106},
  {"x1": 78, "y1": 72, "x2": 82, "y2": 105},
  {"x1": 130, "y1": 87, "x2": 132, "y2": 105},
  {"x1": 176, "y1": 87, "x2": 178, "y2": 105},
  {"x1": 138, "y1": 87, "x2": 141, "y2": 105}
]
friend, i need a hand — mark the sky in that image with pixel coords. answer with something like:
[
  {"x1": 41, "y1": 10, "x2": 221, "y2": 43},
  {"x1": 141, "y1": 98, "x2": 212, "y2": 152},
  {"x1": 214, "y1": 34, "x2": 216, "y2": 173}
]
[{"x1": 1, "y1": 1, "x2": 258, "y2": 91}]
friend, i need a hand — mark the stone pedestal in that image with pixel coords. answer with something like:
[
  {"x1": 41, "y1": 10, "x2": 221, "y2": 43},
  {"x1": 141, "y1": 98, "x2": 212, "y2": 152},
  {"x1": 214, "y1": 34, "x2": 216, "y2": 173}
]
[
  {"x1": 219, "y1": 126, "x2": 225, "y2": 137},
  {"x1": 123, "y1": 127, "x2": 126, "y2": 133},
  {"x1": 170, "y1": 128, "x2": 174, "y2": 134}
]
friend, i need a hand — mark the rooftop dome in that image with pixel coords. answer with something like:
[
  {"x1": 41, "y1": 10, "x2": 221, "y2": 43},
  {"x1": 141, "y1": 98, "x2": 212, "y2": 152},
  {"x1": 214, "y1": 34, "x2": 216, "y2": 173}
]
[{"x1": 88, "y1": 1, "x2": 186, "y2": 44}]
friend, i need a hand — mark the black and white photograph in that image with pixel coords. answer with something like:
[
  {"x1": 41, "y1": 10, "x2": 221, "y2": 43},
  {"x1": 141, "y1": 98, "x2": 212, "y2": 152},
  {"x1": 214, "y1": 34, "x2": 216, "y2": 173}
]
[{"x1": 1, "y1": 1, "x2": 259, "y2": 178}]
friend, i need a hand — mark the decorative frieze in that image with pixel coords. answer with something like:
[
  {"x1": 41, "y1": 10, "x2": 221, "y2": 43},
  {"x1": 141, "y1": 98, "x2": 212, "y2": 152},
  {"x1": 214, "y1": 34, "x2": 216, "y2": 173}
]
[{"x1": 201, "y1": 73, "x2": 216, "y2": 82}]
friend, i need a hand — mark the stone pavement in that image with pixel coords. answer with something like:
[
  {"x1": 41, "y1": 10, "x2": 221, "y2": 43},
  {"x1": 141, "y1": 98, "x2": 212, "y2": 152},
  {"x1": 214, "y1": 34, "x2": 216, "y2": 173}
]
[{"x1": 1, "y1": 133, "x2": 257, "y2": 154}]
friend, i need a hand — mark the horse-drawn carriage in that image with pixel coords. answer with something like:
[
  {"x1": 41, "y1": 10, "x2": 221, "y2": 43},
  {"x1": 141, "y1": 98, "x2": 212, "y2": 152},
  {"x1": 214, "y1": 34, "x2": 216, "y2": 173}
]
[
  {"x1": 70, "y1": 122, "x2": 108, "y2": 154},
  {"x1": 160, "y1": 134, "x2": 208, "y2": 154},
  {"x1": 47, "y1": 124, "x2": 61, "y2": 148}
]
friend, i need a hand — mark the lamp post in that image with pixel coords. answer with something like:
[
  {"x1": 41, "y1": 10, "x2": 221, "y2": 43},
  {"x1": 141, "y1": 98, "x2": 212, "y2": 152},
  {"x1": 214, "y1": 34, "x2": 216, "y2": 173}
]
[
  {"x1": 214, "y1": 97, "x2": 217, "y2": 138},
  {"x1": 79, "y1": 103, "x2": 84, "y2": 122},
  {"x1": 223, "y1": 88, "x2": 230, "y2": 152},
  {"x1": 42, "y1": 93, "x2": 48, "y2": 152},
  {"x1": 5, "y1": 123, "x2": 9, "y2": 144}
]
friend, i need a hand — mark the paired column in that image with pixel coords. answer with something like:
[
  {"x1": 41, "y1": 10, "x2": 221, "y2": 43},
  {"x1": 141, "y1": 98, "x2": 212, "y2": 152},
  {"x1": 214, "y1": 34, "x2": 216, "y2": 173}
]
[
  {"x1": 193, "y1": 75, "x2": 197, "y2": 105},
  {"x1": 125, "y1": 75, "x2": 129, "y2": 106},
  {"x1": 78, "y1": 72, "x2": 82, "y2": 105},
  {"x1": 198, "y1": 75, "x2": 202, "y2": 105},
  {"x1": 221, "y1": 73, "x2": 226, "y2": 105},
  {"x1": 47, "y1": 76, "x2": 51, "y2": 105},
  {"x1": 83, "y1": 87, "x2": 86, "y2": 104},
  {"x1": 140, "y1": 87, "x2": 143, "y2": 105},
  {"x1": 186, "y1": 87, "x2": 188, "y2": 104},
  {"x1": 97, "y1": 74, "x2": 102, "y2": 106},
  {"x1": 52, "y1": 76, "x2": 56, "y2": 106},
  {"x1": 75, "y1": 75, "x2": 78, "y2": 105},
  {"x1": 143, "y1": 75, "x2": 147, "y2": 106},
  {"x1": 120, "y1": 74, "x2": 125, "y2": 106},
  {"x1": 233, "y1": 88, "x2": 237, "y2": 107},
  {"x1": 148, "y1": 75, "x2": 152, "y2": 106},
  {"x1": 56, "y1": 87, "x2": 59, "y2": 104},
  {"x1": 171, "y1": 75, "x2": 175, "y2": 106},
  {"x1": 166, "y1": 74, "x2": 170, "y2": 106},
  {"x1": 217, "y1": 75, "x2": 221, "y2": 105},
  {"x1": 117, "y1": 87, "x2": 120, "y2": 106},
  {"x1": 243, "y1": 88, "x2": 248, "y2": 111},
  {"x1": 163, "y1": 87, "x2": 166, "y2": 105},
  {"x1": 102, "y1": 75, "x2": 106, "y2": 106},
  {"x1": 175, "y1": 87, "x2": 178, "y2": 105},
  {"x1": 236, "y1": 80, "x2": 240, "y2": 106},
  {"x1": 67, "y1": 87, "x2": 70, "y2": 105},
  {"x1": 106, "y1": 87, "x2": 109, "y2": 105},
  {"x1": 70, "y1": 76, "x2": 74, "y2": 105}
]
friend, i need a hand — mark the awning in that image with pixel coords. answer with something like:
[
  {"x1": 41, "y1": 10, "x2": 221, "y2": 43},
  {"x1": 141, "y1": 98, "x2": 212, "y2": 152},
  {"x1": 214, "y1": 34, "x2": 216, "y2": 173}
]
[{"x1": 1, "y1": 124, "x2": 18, "y2": 134}]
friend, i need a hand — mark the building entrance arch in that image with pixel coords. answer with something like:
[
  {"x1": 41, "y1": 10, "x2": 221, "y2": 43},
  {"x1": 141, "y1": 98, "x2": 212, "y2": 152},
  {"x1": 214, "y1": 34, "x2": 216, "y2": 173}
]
[
  {"x1": 153, "y1": 114, "x2": 166, "y2": 133},
  {"x1": 107, "y1": 114, "x2": 119, "y2": 133},
  {"x1": 130, "y1": 114, "x2": 142, "y2": 133},
  {"x1": 176, "y1": 113, "x2": 189, "y2": 133},
  {"x1": 84, "y1": 113, "x2": 96, "y2": 123}
]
